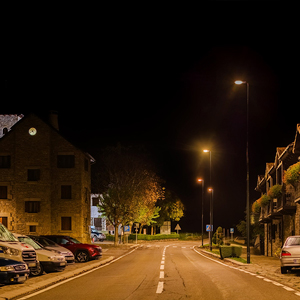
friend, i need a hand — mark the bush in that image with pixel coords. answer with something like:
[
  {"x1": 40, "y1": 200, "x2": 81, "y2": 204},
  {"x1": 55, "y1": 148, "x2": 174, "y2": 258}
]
[
  {"x1": 232, "y1": 246, "x2": 242, "y2": 257},
  {"x1": 219, "y1": 246, "x2": 242, "y2": 259},
  {"x1": 220, "y1": 246, "x2": 232, "y2": 259},
  {"x1": 127, "y1": 233, "x2": 179, "y2": 241}
]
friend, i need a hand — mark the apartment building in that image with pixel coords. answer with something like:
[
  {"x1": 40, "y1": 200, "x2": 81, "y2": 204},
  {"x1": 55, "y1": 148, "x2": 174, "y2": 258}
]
[{"x1": 0, "y1": 112, "x2": 95, "y2": 243}]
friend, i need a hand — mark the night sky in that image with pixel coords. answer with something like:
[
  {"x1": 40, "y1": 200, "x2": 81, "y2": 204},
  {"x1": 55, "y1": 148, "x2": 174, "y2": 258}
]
[{"x1": 3, "y1": 11, "x2": 299, "y2": 233}]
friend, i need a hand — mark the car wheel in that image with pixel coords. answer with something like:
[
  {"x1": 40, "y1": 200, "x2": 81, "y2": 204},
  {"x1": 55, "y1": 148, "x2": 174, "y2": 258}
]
[
  {"x1": 93, "y1": 235, "x2": 98, "y2": 242},
  {"x1": 76, "y1": 251, "x2": 89, "y2": 263},
  {"x1": 281, "y1": 266, "x2": 288, "y2": 274},
  {"x1": 30, "y1": 264, "x2": 43, "y2": 276}
]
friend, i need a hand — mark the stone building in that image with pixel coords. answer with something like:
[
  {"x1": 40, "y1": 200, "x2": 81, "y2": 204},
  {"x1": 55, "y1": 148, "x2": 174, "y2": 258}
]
[
  {"x1": 255, "y1": 124, "x2": 300, "y2": 256},
  {"x1": 0, "y1": 112, "x2": 95, "y2": 243}
]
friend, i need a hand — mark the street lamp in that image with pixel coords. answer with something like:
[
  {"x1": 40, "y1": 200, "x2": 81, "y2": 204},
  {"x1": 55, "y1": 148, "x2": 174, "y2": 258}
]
[
  {"x1": 203, "y1": 149, "x2": 213, "y2": 251},
  {"x1": 197, "y1": 178, "x2": 204, "y2": 246},
  {"x1": 208, "y1": 188, "x2": 213, "y2": 251},
  {"x1": 235, "y1": 80, "x2": 250, "y2": 264}
]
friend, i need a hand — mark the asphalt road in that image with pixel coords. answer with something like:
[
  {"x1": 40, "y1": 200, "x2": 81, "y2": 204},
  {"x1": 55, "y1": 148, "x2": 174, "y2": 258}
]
[{"x1": 16, "y1": 241, "x2": 300, "y2": 300}]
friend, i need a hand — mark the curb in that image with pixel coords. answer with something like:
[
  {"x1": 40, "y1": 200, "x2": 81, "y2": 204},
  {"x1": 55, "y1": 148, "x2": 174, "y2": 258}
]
[
  {"x1": 0, "y1": 256, "x2": 114, "y2": 300},
  {"x1": 198, "y1": 248, "x2": 246, "y2": 266}
]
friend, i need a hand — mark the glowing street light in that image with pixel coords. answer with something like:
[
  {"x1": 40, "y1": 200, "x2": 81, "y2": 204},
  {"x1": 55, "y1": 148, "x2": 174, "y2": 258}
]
[
  {"x1": 234, "y1": 80, "x2": 246, "y2": 85},
  {"x1": 203, "y1": 149, "x2": 213, "y2": 251},
  {"x1": 235, "y1": 79, "x2": 250, "y2": 264}
]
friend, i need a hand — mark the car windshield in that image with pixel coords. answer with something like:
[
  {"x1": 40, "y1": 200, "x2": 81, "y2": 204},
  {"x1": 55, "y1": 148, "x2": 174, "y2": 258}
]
[
  {"x1": 18, "y1": 236, "x2": 43, "y2": 250},
  {"x1": 69, "y1": 237, "x2": 81, "y2": 244},
  {"x1": 0, "y1": 224, "x2": 18, "y2": 242},
  {"x1": 38, "y1": 237, "x2": 57, "y2": 246},
  {"x1": 286, "y1": 237, "x2": 300, "y2": 246}
]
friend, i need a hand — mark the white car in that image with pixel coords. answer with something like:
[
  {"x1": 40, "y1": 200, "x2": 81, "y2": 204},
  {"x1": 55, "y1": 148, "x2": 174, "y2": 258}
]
[
  {"x1": 13, "y1": 233, "x2": 66, "y2": 276},
  {"x1": 28, "y1": 235, "x2": 75, "y2": 264},
  {"x1": 280, "y1": 235, "x2": 300, "y2": 274}
]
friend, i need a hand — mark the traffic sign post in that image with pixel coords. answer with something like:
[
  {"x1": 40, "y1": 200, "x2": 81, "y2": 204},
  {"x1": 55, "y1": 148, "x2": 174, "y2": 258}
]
[
  {"x1": 175, "y1": 224, "x2": 181, "y2": 235},
  {"x1": 206, "y1": 224, "x2": 213, "y2": 232},
  {"x1": 230, "y1": 228, "x2": 234, "y2": 241}
]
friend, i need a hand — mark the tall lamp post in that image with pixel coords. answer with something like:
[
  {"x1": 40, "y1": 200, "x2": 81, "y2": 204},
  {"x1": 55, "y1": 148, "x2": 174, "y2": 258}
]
[
  {"x1": 203, "y1": 149, "x2": 213, "y2": 251},
  {"x1": 235, "y1": 80, "x2": 250, "y2": 264},
  {"x1": 197, "y1": 178, "x2": 204, "y2": 246}
]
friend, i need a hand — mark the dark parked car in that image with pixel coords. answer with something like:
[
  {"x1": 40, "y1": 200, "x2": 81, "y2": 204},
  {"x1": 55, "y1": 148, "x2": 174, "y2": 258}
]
[
  {"x1": 0, "y1": 257, "x2": 30, "y2": 284},
  {"x1": 29, "y1": 235, "x2": 75, "y2": 264},
  {"x1": 280, "y1": 235, "x2": 300, "y2": 274},
  {"x1": 43, "y1": 235, "x2": 102, "y2": 263}
]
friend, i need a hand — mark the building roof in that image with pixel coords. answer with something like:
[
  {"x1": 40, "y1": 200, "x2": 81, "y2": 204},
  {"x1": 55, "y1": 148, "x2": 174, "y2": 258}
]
[{"x1": 0, "y1": 112, "x2": 96, "y2": 163}]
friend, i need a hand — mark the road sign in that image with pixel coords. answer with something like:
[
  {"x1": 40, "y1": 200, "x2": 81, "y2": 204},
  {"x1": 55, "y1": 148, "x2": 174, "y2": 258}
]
[
  {"x1": 175, "y1": 224, "x2": 181, "y2": 234},
  {"x1": 230, "y1": 228, "x2": 234, "y2": 234},
  {"x1": 206, "y1": 225, "x2": 213, "y2": 232},
  {"x1": 124, "y1": 225, "x2": 130, "y2": 233},
  {"x1": 175, "y1": 224, "x2": 181, "y2": 230}
]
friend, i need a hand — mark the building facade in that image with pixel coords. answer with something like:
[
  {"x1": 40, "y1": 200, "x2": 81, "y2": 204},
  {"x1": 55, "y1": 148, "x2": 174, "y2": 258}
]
[
  {"x1": 255, "y1": 124, "x2": 300, "y2": 256},
  {"x1": 0, "y1": 113, "x2": 95, "y2": 243},
  {"x1": 91, "y1": 194, "x2": 106, "y2": 231}
]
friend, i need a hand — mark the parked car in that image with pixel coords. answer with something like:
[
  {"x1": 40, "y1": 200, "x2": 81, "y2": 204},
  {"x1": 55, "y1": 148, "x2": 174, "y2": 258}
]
[
  {"x1": 13, "y1": 233, "x2": 66, "y2": 276},
  {"x1": 43, "y1": 235, "x2": 102, "y2": 263},
  {"x1": 28, "y1": 235, "x2": 75, "y2": 264},
  {"x1": 0, "y1": 257, "x2": 30, "y2": 284},
  {"x1": 91, "y1": 229, "x2": 106, "y2": 242},
  {"x1": 280, "y1": 235, "x2": 300, "y2": 274},
  {"x1": 0, "y1": 223, "x2": 39, "y2": 275}
]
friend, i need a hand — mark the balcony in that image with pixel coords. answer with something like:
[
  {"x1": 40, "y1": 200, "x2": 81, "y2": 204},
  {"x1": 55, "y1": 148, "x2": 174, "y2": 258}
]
[
  {"x1": 259, "y1": 206, "x2": 271, "y2": 223},
  {"x1": 277, "y1": 193, "x2": 296, "y2": 215}
]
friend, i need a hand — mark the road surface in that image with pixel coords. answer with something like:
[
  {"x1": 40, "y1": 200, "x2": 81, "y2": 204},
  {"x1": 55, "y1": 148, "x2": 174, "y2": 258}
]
[{"x1": 17, "y1": 241, "x2": 300, "y2": 300}]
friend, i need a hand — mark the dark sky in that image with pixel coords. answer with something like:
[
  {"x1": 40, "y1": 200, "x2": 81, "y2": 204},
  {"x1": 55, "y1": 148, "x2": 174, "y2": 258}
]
[{"x1": 3, "y1": 11, "x2": 299, "y2": 233}]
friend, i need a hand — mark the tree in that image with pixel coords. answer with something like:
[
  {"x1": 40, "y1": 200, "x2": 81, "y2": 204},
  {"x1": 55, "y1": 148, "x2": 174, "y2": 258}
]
[
  {"x1": 94, "y1": 145, "x2": 164, "y2": 245},
  {"x1": 155, "y1": 189, "x2": 184, "y2": 230}
]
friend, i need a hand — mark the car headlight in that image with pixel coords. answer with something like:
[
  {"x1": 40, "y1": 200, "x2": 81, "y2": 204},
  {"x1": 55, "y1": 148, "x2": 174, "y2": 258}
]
[
  {"x1": 48, "y1": 256, "x2": 65, "y2": 262},
  {"x1": 0, "y1": 266, "x2": 15, "y2": 271},
  {"x1": 0, "y1": 246, "x2": 20, "y2": 256}
]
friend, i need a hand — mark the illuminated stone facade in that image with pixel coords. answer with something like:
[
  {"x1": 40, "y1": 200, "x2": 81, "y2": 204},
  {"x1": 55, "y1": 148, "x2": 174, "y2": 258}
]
[{"x1": 0, "y1": 113, "x2": 95, "y2": 243}]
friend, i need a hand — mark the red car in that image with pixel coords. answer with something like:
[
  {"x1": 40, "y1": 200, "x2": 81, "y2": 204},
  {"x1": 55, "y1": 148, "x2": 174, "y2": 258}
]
[{"x1": 42, "y1": 235, "x2": 102, "y2": 263}]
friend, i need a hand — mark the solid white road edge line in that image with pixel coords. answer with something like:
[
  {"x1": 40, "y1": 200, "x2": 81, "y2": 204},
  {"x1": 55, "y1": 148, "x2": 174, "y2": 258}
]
[{"x1": 192, "y1": 245, "x2": 299, "y2": 296}]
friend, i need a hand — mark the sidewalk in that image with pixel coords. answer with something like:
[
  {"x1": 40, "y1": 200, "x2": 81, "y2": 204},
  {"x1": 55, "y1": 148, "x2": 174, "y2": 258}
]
[{"x1": 0, "y1": 244, "x2": 138, "y2": 300}]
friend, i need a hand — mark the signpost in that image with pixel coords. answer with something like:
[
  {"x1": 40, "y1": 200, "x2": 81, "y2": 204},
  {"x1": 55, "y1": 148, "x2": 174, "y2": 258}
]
[
  {"x1": 230, "y1": 228, "x2": 234, "y2": 241},
  {"x1": 206, "y1": 224, "x2": 213, "y2": 232},
  {"x1": 175, "y1": 224, "x2": 181, "y2": 234}
]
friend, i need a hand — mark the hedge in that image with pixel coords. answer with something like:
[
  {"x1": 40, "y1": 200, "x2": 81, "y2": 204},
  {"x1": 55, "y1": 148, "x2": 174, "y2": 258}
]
[
  {"x1": 220, "y1": 245, "x2": 242, "y2": 260},
  {"x1": 106, "y1": 233, "x2": 179, "y2": 241}
]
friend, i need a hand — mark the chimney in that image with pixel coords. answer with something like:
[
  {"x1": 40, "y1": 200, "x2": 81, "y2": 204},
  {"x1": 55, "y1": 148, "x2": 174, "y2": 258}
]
[{"x1": 49, "y1": 110, "x2": 59, "y2": 131}]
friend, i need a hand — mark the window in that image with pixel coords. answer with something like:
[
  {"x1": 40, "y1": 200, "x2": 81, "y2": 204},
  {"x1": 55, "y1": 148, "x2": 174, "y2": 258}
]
[
  {"x1": 27, "y1": 169, "x2": 40, "y2": 181},
  {"x1": 0, "y1": 217, "x2": 8, "y2": 227},
  {"x1": 25, "y1": 201, "x2": 40, "y2": 213},
  {"x1": 61, "y1": 185, "x2": 72, "y2": 199},
  {"x1": 61, "y1": 217, "x2": 72, "y2": 230},
  {"x1": 0, "y1": 186, "x2": 7, "y2": 199},
  {"x1": 29, "y1": 225, "x2": 37, "y2": 233},
  {"x1": 0, "y1": 155, "x2": 11, "y2": 168},
  {"x1": 92, "y1": 197, "x2": 100, "y2": 206},
  {"x1": 57, "y1": 155, "x2": 75, "y2": 168}
]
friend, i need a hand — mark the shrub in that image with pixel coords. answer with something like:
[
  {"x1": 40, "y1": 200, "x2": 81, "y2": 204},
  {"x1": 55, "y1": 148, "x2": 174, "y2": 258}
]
[
  {"x1": 268, "y1": 184, "x2": 283, "y2": 199},
  {"x1": 219, "y1": 246, "x2": 242, "y2": 259},
  {"x1": 252, "y1": 201, "x2": 261, "y2": 214},
  {"x1": 260, "y1": 194, "x2": 271, "y2": 207},
  {"x1": 284, "y1": 162, "x2": 300, "y2": 189},
  {"x1": 232, "y1": 246, "x2": 242, "y2": 257},
  {"x1": 220, "y1": 246, "x2": 232, "y2": 259}
]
